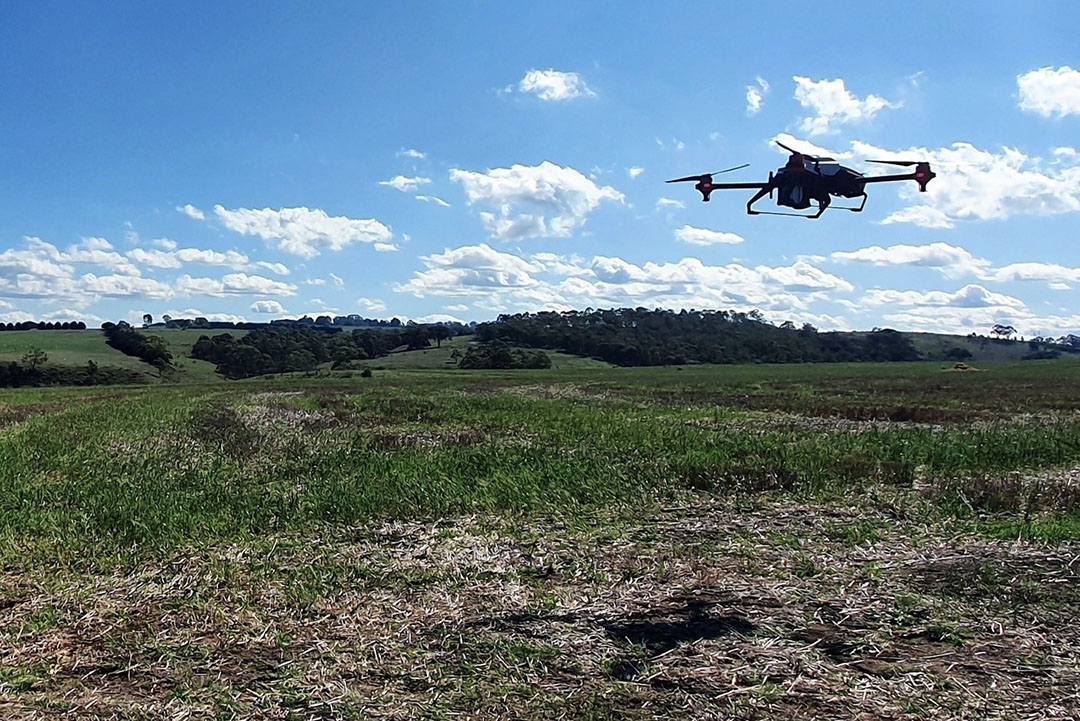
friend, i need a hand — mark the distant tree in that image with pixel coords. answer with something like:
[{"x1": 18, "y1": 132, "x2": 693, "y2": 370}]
[
  {"x1": 991, "y1": 324, "x2": 1017, "y2": 340},
  {"x1": 162, "y1": 314, "x2": 172, "y2": 324},
  {"x1": 143, "y1": 313, "x2": 153, "y2": 327},
  {"x1": 21, "y1": 347, "x2": 47, "y2": 371},
  {"x1": 430, "y1": 325, "x2": 453, "y2": 348},
  {"x1": 945, "y1": 347, "x2": 973, "y2": 361}
]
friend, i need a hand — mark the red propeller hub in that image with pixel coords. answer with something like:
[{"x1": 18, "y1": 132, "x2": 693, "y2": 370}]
[{"x1": 914, "y1": 162, "x2": 935, "y2": 192}]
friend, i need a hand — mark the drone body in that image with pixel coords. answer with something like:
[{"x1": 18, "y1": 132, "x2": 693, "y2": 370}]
[{"x1": 667, "y1": 142, "x2": 936, "y2": 218}]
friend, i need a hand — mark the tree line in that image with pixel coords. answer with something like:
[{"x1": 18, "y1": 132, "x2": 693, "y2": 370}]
[
  {"x1": 102, "y1": 322, "x2": 173, "y2": 370},
  {"x1": 0, "y1": 321, "x2": 88, "y2": 331},
  {"x1": 0, "y1": 357, "x2": 144, "y2": 388},
  {"x1": 191, "y1": 326, "x2": 415, "y2": 379},
  {"x1": 475, "y1": 308, "x2": 923, "y2": 366}
]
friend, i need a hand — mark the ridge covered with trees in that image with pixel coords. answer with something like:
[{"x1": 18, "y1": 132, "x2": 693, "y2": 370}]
[
  {"x1": 476, "y1": 308, "x2": 924, "y2": 366},
  {"x1": 102, "y1": 322, "x2": 173, "y2": 370}
]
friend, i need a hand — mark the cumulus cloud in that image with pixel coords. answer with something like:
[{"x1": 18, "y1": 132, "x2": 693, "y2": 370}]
[
  {"x1": 129, "y1": 247, "x2": 251, "y2": 270},
  {"x1": 415, "y1": 195, "x2": 451, "y2": 207},
  {"x1": 450, "y1": 162, "x2": 624, "y2": 240},
  {"x1": 375, "y1": 242, "x2": 399, "y2": 252},
  {"x1": 518, "y1": 69, "x2": 595, "y2": 101},
  {"x1": 176, "y1": 273, "x2": 297, "y2": 298},
  {"x1": 656, "y1": 197, "x2": 685, "y2": 210},
  {"x1": 746, "y1": 76, "x2": 769, "y2": 116},
  {"x1": 151, "y1": 238, "x2": 178, "y2": 250},
  {"x1": 414, "y1": 313, "x2": 465, "y2": 324},
  {"x1": 1017, "y1": 66, "x2": 1080, "y2": 118},
  {"x1": 861, "y1": 284, "x2": 1024, "y2": 309},
  {"x1": 675, "y1": 225, "x2": 744, "y2": 246},
  {"x1": 397, "y1": 148, "x2": 427, "y2": 159},
  {"x1": 394, "y1": 243, "x2": 852, "y2": 318},
  {"x1": 792, "y1": 76, "x2": 898, "y2": 135},
  {"x1": 777, "y1": 135, "x2": 1080, "y2": 228},
  {"x1": 992, "y1": 262, "x2": 1080, "y2": 288},
  {"x1": 830, "y1": 242, "x2": 992, "y2": 279},
  {"x1": 379, "y1": 175, "x2": 431, "y2": 192},
  {"x1": 213, "y1": 205, "x2": 393, "y2": 259},
  {"x1": 177, "y1": 204, "x2": 205, "y2": 220},
  {"x1": 627, "y1": 166, "x2": 644, "y2": 180},
  {"x1": 251, "y1": 300, "x2": 286, "y2": 314},
  {"x1": 358, "y1": 297, "x2": 387, "y2": 313},
  {"x1": 26, "y1": 237, "x2": 142, "y2": 277}
]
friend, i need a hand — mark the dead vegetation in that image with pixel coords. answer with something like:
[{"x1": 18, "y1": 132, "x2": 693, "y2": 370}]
[{"x1": 2, "y1": 496, "x2": 1077, "y2": 719}]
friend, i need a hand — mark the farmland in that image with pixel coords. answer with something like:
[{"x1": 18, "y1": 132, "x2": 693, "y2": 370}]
[{"x1": 1, "y1": 361, "x2": 1079, "y2": 719}]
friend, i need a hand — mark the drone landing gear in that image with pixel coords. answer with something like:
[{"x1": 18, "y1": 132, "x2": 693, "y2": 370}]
[
  {"x1": 830, "y1": 193, "x2": 868, "y2": 213},
  {"x1": 748, "y1": 196, "x2": 832, "y2": 218}
]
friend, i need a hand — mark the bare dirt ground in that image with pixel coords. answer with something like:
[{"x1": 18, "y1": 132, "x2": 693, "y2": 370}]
[{"x1": 2, "y1": 493, "x2": 1077, "y2": 720}]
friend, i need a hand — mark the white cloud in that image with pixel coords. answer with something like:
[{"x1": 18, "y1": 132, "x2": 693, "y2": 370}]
[
  {"x1": 780, "y1": 135, "x2": 1080, "y2": 228},
  {"x1": 253, "y1": 261, "x2": 290, "y2": 276},
  {"x1": 379, "y1": 175, "x2": 431, "y2": 192},
  {"x1": 746, "y1": 76, "x2": 769, "y2": 116},
  {"x1": 656, "y1": 197, "x2": 685, "y2": 210},
  {"x1": 518, "y1": 69, "x2": 595, "y2": 101},
  {"x1": 330, "y1": 273, "x2": 344, "y2": 288},
  {"x1": 251, "y1": 300, "x2": 286, "y2": 314},
  {"x1": 675, "y1": 225, "x2": 744, "y2": 246},
  {"x1": 861, "y1": 284, "x2": 1024, "y2": 309},
  {"x1": 853, "y1": 139, "x2": 1080, "y2": 227},
  {"x1": 37, "y1": 237, "x2": 142, "y2": 277},
  {"x1": 992, "y1": 262, "x2": 1080, "y2": 287},
  {"x1": 830, "y1": 242, "x2": 992, "y2": 279},
  {"x1": 395, "y1": 243, "x2": 852, "y2": 317},
  {"x1": 358, "y1": 297, "x2": 387, "y2": 313},
  {"x1": 213, "y1": 205, "x2": 393, "y2": 259},
  {"x1": 176, "y1": 273, "x2": 297, "y2": 297},
  {"x1": 1017, "y1": 66, "x2": 1080, "y2": 118},
  {"x1": 879, "y1": 206, "x2": 954, "y2": 229},
  {"x1": 221, "y1": 273, "x2": 297, "y2": 296},
  {"x1": 450, "y1": 161, "x2": 624, "y2": 240},
  {"x1": 151, "y1": 237, "x2": 178, "y2": 250},
  {"x1": 80, "y1": 274, "x2": 174, "y2": 300},
  {"x1": 445, "y1": 304, "x2": 469, "y2": 312},
  {"x1": 627, "y1": 166, "x2": 644, "y2": 180},
  {"x1": 414, "y1": 313, "x2": 465, "y2": 324},
  {"x1": 398, "y1": 148, "x2": 427, "y2": 159},
  {"x1": 177, "y1": 204, "x2": 205, "y2": 220},
  {"x1": 128, "y1": 247, "x2": 251, "y2": 271},
  {"x1": 415, "y1": 195, "x2": 451, "y2": 207},
  {"x1": 42, "y1": 308, "x2": 103, "y2": 323},
  {"x1": 374, "y1": 242, "x2": 399, "y2": 252},
  {"x1": 792, "y1": 76, "x2": 898, "y2": 135}
]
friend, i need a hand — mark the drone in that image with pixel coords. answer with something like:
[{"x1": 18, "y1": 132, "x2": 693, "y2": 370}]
[{"x1": 666, "y1": 141, "x2": 936, "y2": 218}]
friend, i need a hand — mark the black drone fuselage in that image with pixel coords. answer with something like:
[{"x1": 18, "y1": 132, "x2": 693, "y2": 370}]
[{"x1": 669, "y1": 147, "x2": 935, "y2": 219}]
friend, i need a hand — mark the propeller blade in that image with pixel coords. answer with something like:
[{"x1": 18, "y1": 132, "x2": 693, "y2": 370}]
[
  {"x1": 776, "y1": 141, "x2": 820, "y2": 161},
  {"x1": 665, "y1": 174, "x2": 707, "y2": 184},
  {"x1": 711, "y1": 163, "x2": 750, "y2": 175},
  {"x1": 866, "y1": 159, "x2": 919, "y2": 167}
]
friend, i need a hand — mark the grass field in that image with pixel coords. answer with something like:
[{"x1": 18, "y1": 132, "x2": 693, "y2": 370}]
[
  {"x1": 368, "y1": 334, "x2": 613, "y2": 370},
  {"x1": 1, "y1": 360, "x2": 1078, "y2": 718},
  {"x1": 0, "y1": 330, "x2": 148, "y2": 373}
]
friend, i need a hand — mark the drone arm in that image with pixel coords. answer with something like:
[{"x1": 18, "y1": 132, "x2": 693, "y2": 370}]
[
  {"x1": 704, "y1": 182, "x2": 769, "y2": 190},
  {"x1": 862, "y1": 172, "x2": 918, "y2": 184},
  {"x1": 745, "y1": 186, "x2": 771, "y2": 215}
]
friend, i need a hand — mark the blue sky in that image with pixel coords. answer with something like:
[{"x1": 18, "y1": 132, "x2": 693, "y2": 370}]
[{"x1": 2, "y1": 2, "x2": 1079, "y2": 335}]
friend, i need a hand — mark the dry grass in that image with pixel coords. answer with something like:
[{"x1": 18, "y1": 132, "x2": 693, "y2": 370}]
[{"x1": 2, "y1": 495, "x2": 1077, "y2": 719}]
